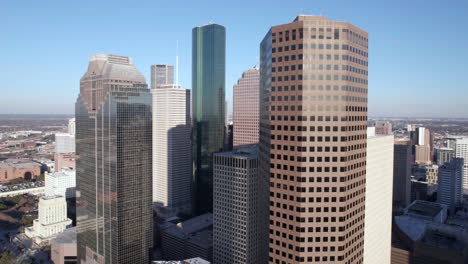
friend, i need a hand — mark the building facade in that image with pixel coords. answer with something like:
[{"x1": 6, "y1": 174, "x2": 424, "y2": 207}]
[
  {"x1": 45, "y1": 167, "x2": 76, "y2": 198},
  {"x1": 25, "y1": 195, "x2": 73, "y2": 243},
  {"x1": 213, "y1": 148, "x2": 268, "y2": 264},
  {"x1": 192, "y1": 24, "x2": 226, "y2": 214},
  {"x1": 160, "y1": 213, "x2": 213, "y2": 262},
  {"x1": 0, "y1": 159, "x2": 41, "y2": 184},
  {"x1": 364, "y1": 131, "x2": 393, "y2": 264},
  {"x1": 438, "y1": 158, "x2": 463, "y2": 213},
  {"x1": 260, "y1": 16, "x2": 369, "y2": 263},
  {"x1": 393, "y1": 144, "x2": 412, "y2": 209},
  {"x1": 56, "y1": 133, "x2": 76, "y2": 154},
  {"x1": 151, "y1": 64, "x2": 174, "y2": 89},
  {"x1": 152, "y1": 85, "x2": 192, "y2": 217},
  {"x1": 76, "y1": 54, "x2": 153, "y2": 264},
  {"x1": 436, "y1": 147, "x2": 455, "y2": 166},
  {"x1": 415, "y1": 145, "x2": 431, "y2": 165},
  {"x1": 233, "y1": 68, "x2": 260, "y2": 148},
  {"x1": 455, "y1": 138, "x2": 468, "y2": 190},
  {"x1": 51, "y1": 227, "x2": 77, "y2": 264}
]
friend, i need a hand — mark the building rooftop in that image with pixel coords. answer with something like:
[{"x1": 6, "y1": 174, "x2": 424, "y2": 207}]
[
  {"x1": 216, "y1": 146, "x2": 258, "y2": 158},
  {"x1": 161, "y1": 213, "x2": 213, "y2": 249},
  {"x1": 152, "y1": 257, "x2": 210, "y2": 264},
  {"x1": 406, "y1": 200, "x2": 444, "y2": 218},
  {"x1": 53, "y1": 227, "x2": 76, "y2": 244},
  {"x1": 0, "y1": 159, "x2": 41, "y2": 169}
]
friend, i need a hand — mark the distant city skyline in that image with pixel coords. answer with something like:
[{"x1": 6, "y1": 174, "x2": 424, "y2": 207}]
[{"x1": 1, "y1": 0, "x2": 468, "y2": 117}]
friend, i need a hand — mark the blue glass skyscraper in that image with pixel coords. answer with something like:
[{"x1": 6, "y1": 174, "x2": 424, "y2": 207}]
[{"x1": 192, "y1": 24, "x2": 226, "y2": 214}]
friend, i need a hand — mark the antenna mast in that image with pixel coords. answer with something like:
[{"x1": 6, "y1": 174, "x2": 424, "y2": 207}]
[{"x1": 176, "y1": 40, "x2": 179, "y2": 85}]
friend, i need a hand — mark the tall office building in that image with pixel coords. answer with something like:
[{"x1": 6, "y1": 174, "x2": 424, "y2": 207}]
[
  {"x1": 373, "y1": 121, "x2": 392, "y2": 135},
  {"x1": 393, "y1": 144, "x2": 412, "y2": 208},
  {"x1": 192, "y1": 23, "x2": 226, "y2": 214},
  {"x1": 151, "y1": 64, "x2": 174, "y2": 89},
  {"x1": 213, "y1": 147, "x2": 268, "y2": 264},
  {"x1": 260, "y1": 16, "x2": 368, "y2": 263},
  {"x1": 68, "y1": 118, "x2": 76, "y2": 136},
  {"x1": 233, "y1": 67, "x2": 260, "y2": 148},
  {"x1": 76, "y1": 54, "x2": 152, "y2": 264},
  {"x1": 152, "y1": 84, "x2": 192, "y2": 217},
  {"x1": 364, "y1": 128, "x2": 393, "y2": 264},
  {"x1": 455, "y1": 138, "x2": 468, "y2": 190},
  {"x1": 437, "y1": 158, "x2": 463, "y2": 213},
  {"x1": 436, "y1": 147, "x2": 455, "y2": 166}
]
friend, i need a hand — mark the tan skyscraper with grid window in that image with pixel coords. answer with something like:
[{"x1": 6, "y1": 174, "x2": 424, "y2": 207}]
[
  {"x1": 259, "y1": 16, "x2": 369, "y2": 263},
  {"x1": 233, "y1": 67, "x2": 260, "y2": 148}
]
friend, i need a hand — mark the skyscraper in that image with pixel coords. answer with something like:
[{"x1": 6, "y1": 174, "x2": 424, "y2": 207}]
[
  {"x1": 213, "y1": 147, "x2": 268, "y2": 264},
  {"x1": 192, "y1": 23, "x2": 226, "y2": 214},
  {"x1": 364, "y1": 128, "x2": 393, "y2": 264},
  {"x1": 455, "y1": 138, "x2": 468, "y2": 190},
  {"x1": 437, "y1": 158, "x2": 463, "y2": 213},
  {"x1": 393, "y1": 144, "x2": 412, "y2": 209},
  {"x1": 260, "y1": 16, "x2": 368, "y2": 263},
  {"x1": 436, "y1": 147, "x2": 455, "y2": 166},
  {"x1": 151, "y1": 64, "x2": 174, "y2": 89},
  {"x1": 76, "y1": 54, "x2": 153, "y2": 264},
  {"x1": 152, "y1": 84, "x2": 192, "y2": 217},
  {"x1": 233, "y1": 67, "x2": 260, "y2": 148}
]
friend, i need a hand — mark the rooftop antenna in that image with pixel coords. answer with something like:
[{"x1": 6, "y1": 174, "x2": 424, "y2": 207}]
[{"x1": 176, "y1": 40, "x2": 179, "y2": 86}]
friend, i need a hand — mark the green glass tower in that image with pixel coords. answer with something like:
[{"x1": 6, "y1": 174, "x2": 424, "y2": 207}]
[{"x1": 192, "y1": 24, "x2": 226, "y2": 214}]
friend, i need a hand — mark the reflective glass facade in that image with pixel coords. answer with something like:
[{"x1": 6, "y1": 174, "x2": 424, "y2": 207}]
[
  {"x1": 192, "y1": 24, "x2": 226, "y2": 214},
  {"x1": 76, "y1": 55, "x2": 152, "y2": 264}
]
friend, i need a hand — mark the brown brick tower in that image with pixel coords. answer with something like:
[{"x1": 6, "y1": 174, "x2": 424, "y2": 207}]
[{"x1": 259, "y1": 16, "x2": 369, "y2": 263}]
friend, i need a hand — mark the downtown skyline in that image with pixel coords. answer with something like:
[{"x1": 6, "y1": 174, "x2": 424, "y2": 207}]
[{"x1": 1, "y1": 0, "x2": 468, "y2": 118}]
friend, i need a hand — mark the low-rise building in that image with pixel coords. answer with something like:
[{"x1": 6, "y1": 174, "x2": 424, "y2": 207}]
[
  {"x1": 392, "y1": 200, "x2": 468, "y2": 263},
  {"x1": 51, "y1": 227, "x2": 77, "y2": 264},
  {"x1": 0, "y1": 159, "x2": 41, "y2": 183},
  {"x1": 160, "y1": 213, "x2": 213, "y2": 262}
]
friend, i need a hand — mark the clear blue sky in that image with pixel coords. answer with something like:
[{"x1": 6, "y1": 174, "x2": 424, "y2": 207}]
[{"x1": 1, "y1": 0, "x2": 467, "y2": 118}]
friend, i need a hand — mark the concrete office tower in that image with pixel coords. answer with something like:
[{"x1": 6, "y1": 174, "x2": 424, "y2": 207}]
[
  {"x1": 213, "y1": 147, "x2": 268, "y2": 264},
  {"x1": 393, "y1": 144, "x2": 412, "y2": 209},
  {"x1": 76, "y1": 54, "x2": 152, "y2": 264},
  {"x1": 364, "y1": 129, "x2": 393, "y2": 264},
  {"x1": 151, "y1": 64, "x2": 174, "y2": 89},
  {"x1": 192, "y1": 23, "x2": 226, "y2": 214},
  {"x1": 46, "y1": 167, "x2": 76, "y2": 198},
  {"x1": 68, "y1": 118, "x2": 76, "y2": 136},
  {"x1": 152, "y1": 84, "x2": 192, "y2": 217},
  {"x1": 233, "y1": 68, "x2": 260, "y2": 148},
  {"x1": 55, "y1": 133, "x2": 75, "y2": 153},
  {"x1": 425, "y1": 164, "x2": 438, "y2": 184},
  {"x1": 438, "y1": 158, "x2": 463, "y2": 213},
  {"x1": 25, "y1": 195, "x2": 73, "y2": 243},
  {"x1": 55, "y1": 131, "x2": 76, "y2": 171},
  {"x1": 436, "y1": 147, "x2": 455, "y2": 166},
  {"x1": 455, "y1": 138, "x2": 468, "y2": 190},
  {"x1": 415, "y1": 144, "x2": 431, "y2": 165},
  {"x1": 260, "y1": 16, "x2": 369, "y2": 263},
  {"x1": 373, "y1": 121, "x2": 392, "y2": 135}
]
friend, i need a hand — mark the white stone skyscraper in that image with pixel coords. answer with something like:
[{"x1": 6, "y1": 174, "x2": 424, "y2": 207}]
[
  {"x1": 213, "y1": 147, "x2": 268, "y2": 264},
  {"x1": 455, "y1": 138, "x2": 468, "y2": 190},
  {"x1": 151, "y1": 64, "x2": 174, "y2": 89},
  {"x1": 152, "y1": 84, "x2": 192, "y2": 217},
  {"x1": 364, "y1": 128, "x2": 393, "y2": 264}
]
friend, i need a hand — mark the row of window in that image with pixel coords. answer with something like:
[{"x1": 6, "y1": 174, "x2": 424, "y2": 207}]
[
  {"x1": 271, "y1": 74, "x2": 368, "y2": 85},
  {"x1": 272, "y1": 43, "x2": 367, "y2": 57},
  {"x1": 268, "y1": 143, "x2": 367, "y2": 153}
]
